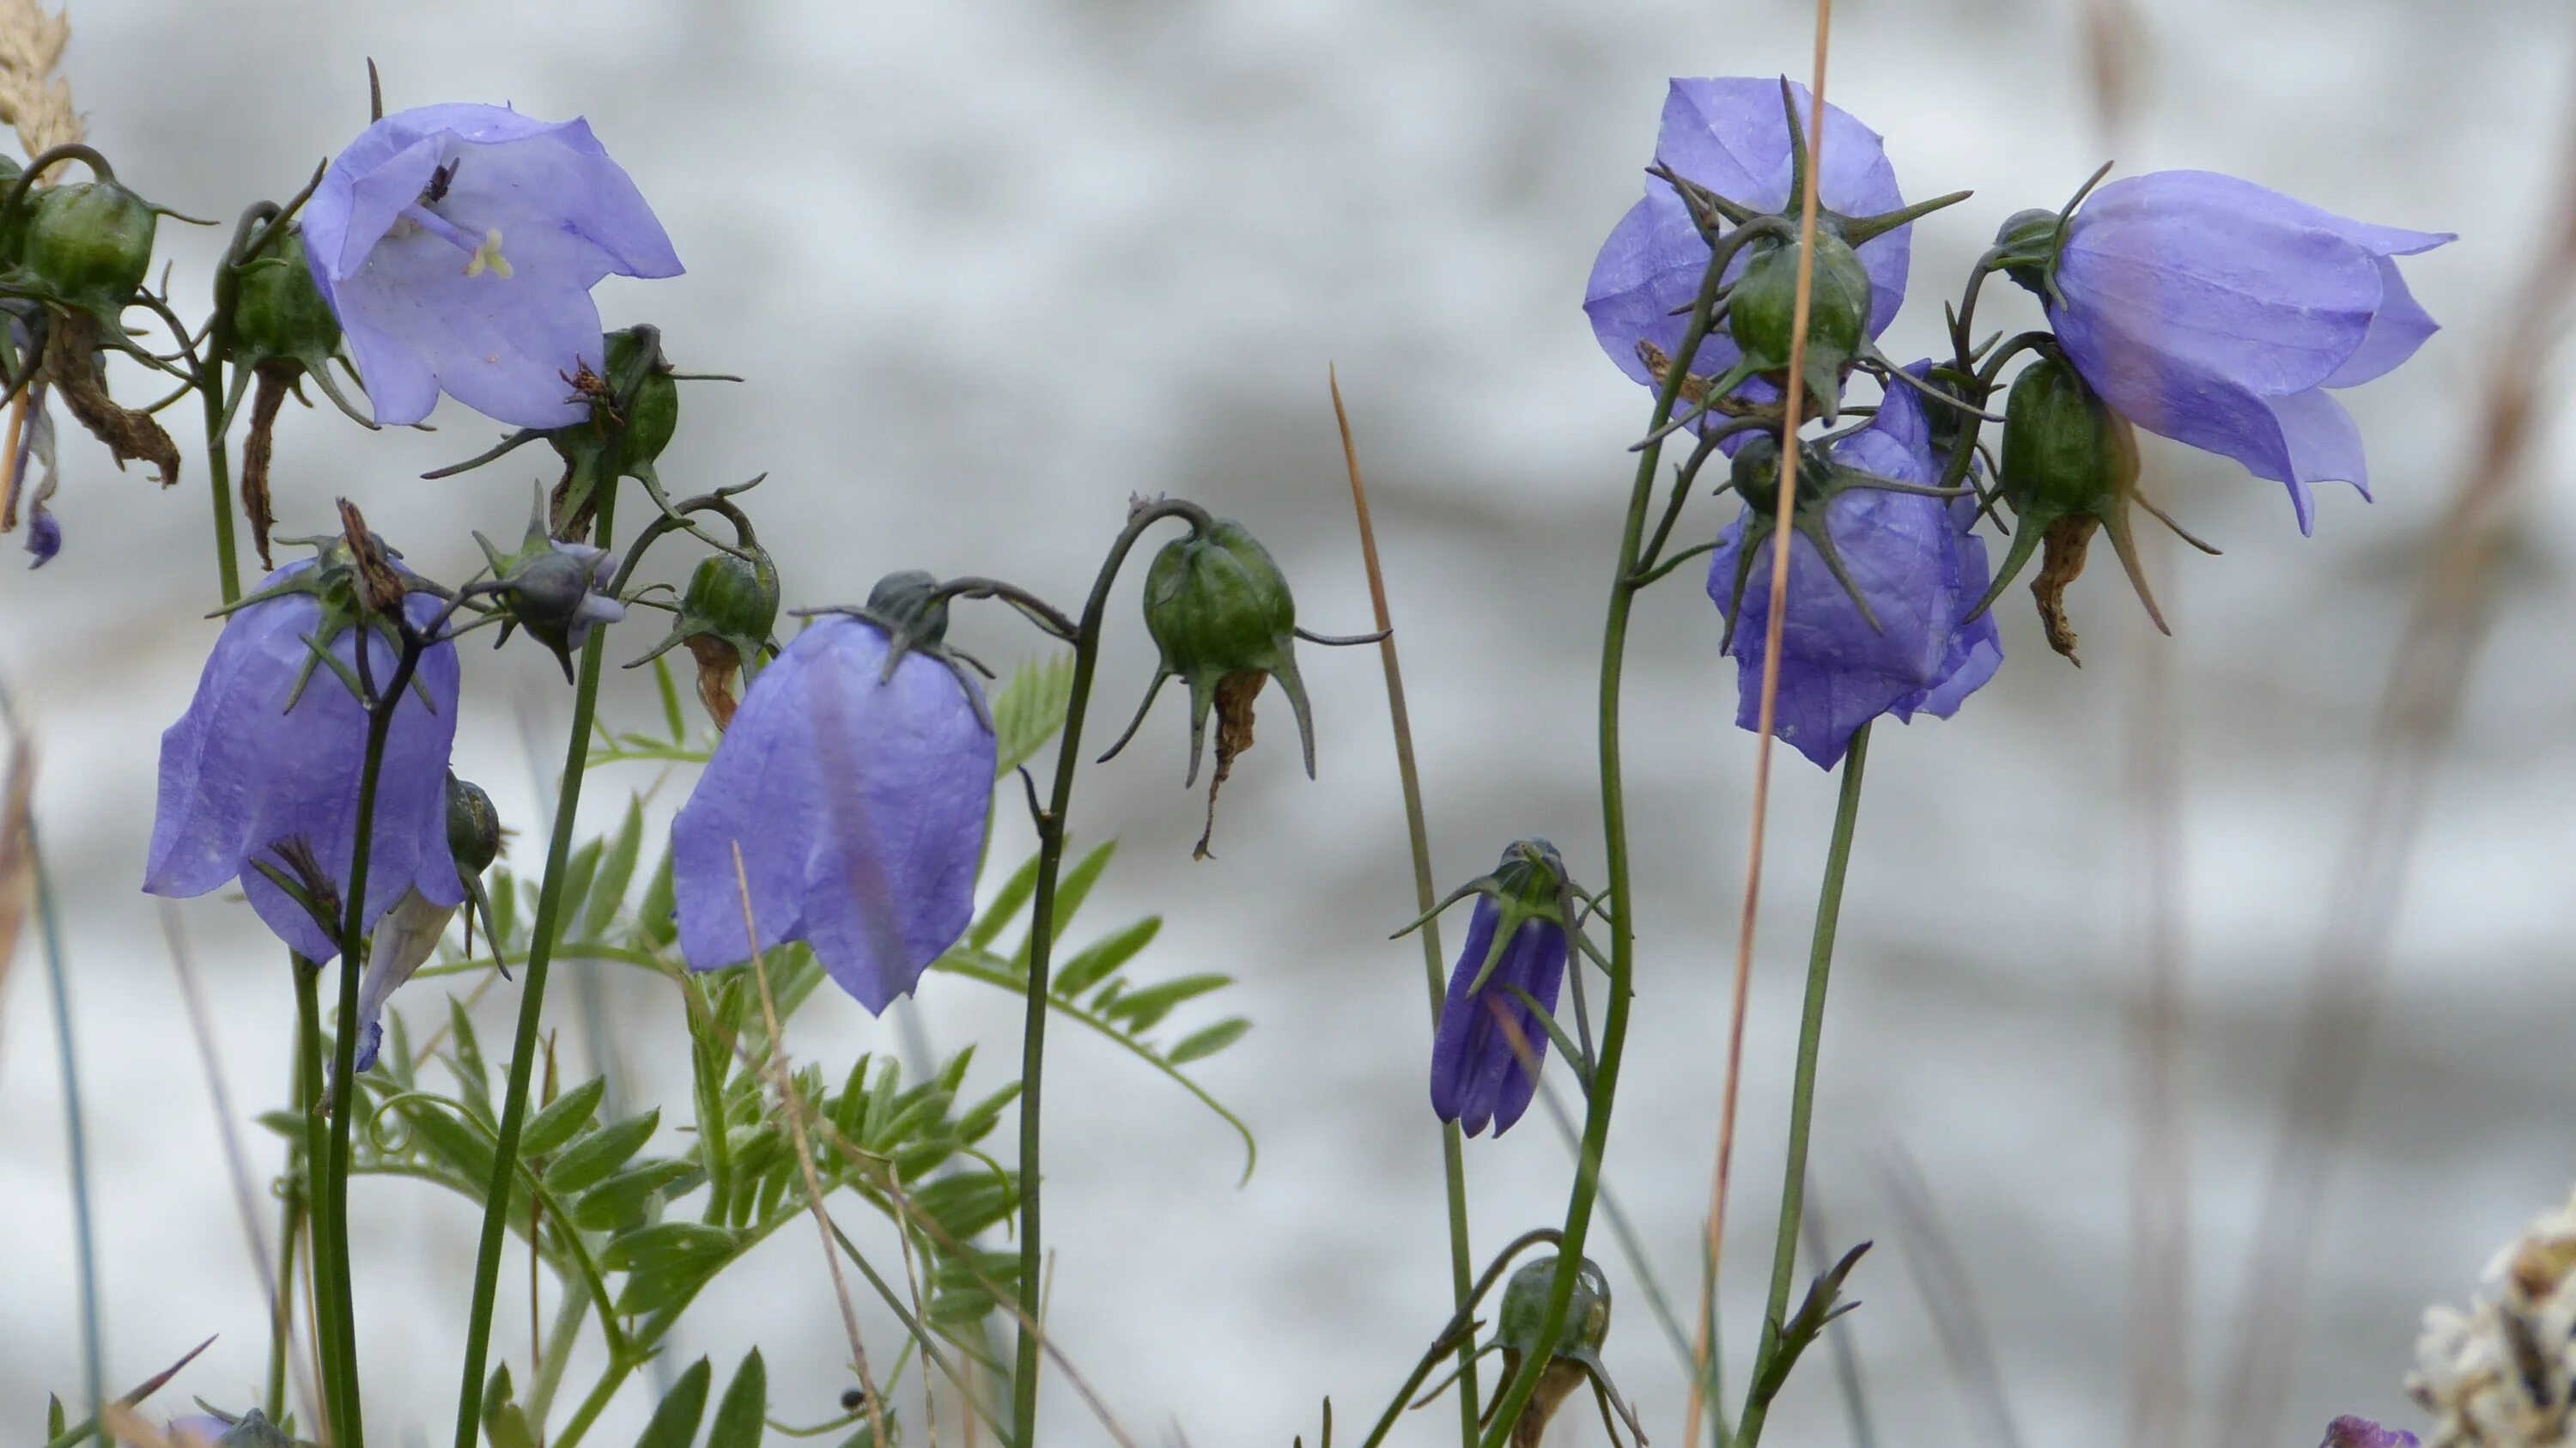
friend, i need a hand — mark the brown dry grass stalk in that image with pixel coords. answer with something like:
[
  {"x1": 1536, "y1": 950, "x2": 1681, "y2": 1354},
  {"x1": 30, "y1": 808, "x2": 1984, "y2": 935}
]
[
  {"x1": 1689, "y1": 5, "x2": 1835, "y2": 1445},
  {"x1": 0, "y1": 0, "x2": 79, "y2": 157}
]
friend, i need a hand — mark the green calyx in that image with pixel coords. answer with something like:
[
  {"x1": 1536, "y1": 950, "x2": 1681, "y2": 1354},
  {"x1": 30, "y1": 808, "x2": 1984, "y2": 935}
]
[
  {"x1": 1498, "y1": 1254, "x2": 1612, "y2": 1365},
  {"x1": 218, "y1": 530, "x2": 429, "y2": 713},
  {"x1": 1722, "y1": 232, "x2": 1874, "y2": 423},
  {"x1": 4, "y1": 178, "x2": 155, "y2": 325},
  {"x1": 1113, "y1": 516, "x2": 1313, "y2": 788},
  {"x1": 471, "y1": 484, "x2": 615, "y2": 679},
  {"x1": 228, "y1": 227, "x2": 338, "y2": 365},
  {"x1": 1394, "y1": 838, "x2": 1586, "y2": 996},
  {"x1": 631, "y1": 546, "x2": 780, "y2": 676},
  {"x1": 423, "y1": 324, "x2": 693, "y2": 538},
  {"x1": 1965, "y1": 352, "x2": 2217, "y2": 663},
  {"x1": 447, "y1": 773, "x2": 502, "y2": 876},
  {"x1": 1990, "y1": 161, "x2": 2113, "y2": 307}
]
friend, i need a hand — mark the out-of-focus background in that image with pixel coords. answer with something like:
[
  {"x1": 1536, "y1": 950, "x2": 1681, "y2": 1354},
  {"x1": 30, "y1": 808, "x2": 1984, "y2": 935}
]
[{"x1": 2, "y1": 1, "x2": 2571, "y2": 1443}]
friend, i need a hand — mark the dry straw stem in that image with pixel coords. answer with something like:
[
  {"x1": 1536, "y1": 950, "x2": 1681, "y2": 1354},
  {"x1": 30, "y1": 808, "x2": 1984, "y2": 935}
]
[
  {"x1": 1690, "y1": 4, "x2": 1835, "y2": 1445},
  {"x1": 0, "y1": 0, "x2": 78, "y2": 158},
  {"x1": 2216, "y1": 46, "x2": 2576, "y2": 1448},
  {"x1": 0, "y1": 729, "x2": 36, "y2": 1010}
]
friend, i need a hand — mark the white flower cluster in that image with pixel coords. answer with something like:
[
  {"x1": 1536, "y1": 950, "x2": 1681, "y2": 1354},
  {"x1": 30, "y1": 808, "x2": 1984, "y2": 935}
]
[{"x1": 2410, "y1": 1189, "x2": 2576, "y2": 1445}]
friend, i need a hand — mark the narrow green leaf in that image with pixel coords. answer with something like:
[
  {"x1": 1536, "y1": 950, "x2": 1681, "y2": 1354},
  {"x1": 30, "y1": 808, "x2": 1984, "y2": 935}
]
[
  {"x1": 602, "y1": 1220, "x2": 736, "y2": 1274},
  {"x1": 1103, "y1": 972, "x2": 1233, "y2": 1033},
  {"x1": 46, "y1": 1395, "x2": 64, "y2": 1439},
  {"x1": 483, "y1": 1365, "x2": 538, "y2": 1448},
  {"x1": 584, "y1": 797, "x2": 647, "y2": 940},
  {"x1": 707, "y1": 1348, "x2": 768, "y2": 1448},
  {"x1": 1054, "y1": 916, "x2": 1161, "y2": 999},
  {"x1": 398, "y1": 1096, "x2": 496, "y2": 1187},
  {"x1": 992, "y1": 652, "x2": 1076, "y2": 776},
  {"x1": 955, "y1": 1080, "x2": 1024, "y2": 1145},
  {"x1": 968, "y1": 851, "x2": 1042, "y2": 952},
  {"x1": 638, "y1": 848, "x2": 679, "y2": 949},
  {"x1": 519, "y1": 1076, "x2": 607, "y2": 1159},
  {"x1": 544, "y1": 1109, "x2": 660, "y2": 1195},
  {"x1": 447, "y1": 996, "x2": 489, "y2": 1104},
  {"x1": 1167, "y1": 1018, "x2": 1252, "y2": 1064},
  {"x1": 633, "y1": 1356, "x2": 713, "y2": 1448},
  {"x1": 573, "y1": 1159, "x2": 695, "y2": 1234},
  {"x1": 654, "y1": 654, "x2": 688, "y2": 743},
  {"x1": 550, "y1": 838, "x2": 604, "y2": 946}
]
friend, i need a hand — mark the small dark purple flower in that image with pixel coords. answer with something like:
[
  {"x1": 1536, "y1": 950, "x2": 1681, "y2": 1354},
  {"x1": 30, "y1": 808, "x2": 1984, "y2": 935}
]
[
  {"x1": 1585, "y1": 77, "x2": 1913, "y2": 412},
  {"x1": 1706, "y1": 377, "x2": 2002, "y2": 770},
  {"x1": 1427, "y1": 840, "x2": 1573, "y2": 1138},
  {"x1": 2020, "y1": 170, "x2": 2451, "y2": 533},
  {"x1": 145, "y1": 560, "x2": 463, "y2": 963},
  {"x1": 302, "y1": 103, "x2": 682, "y2": 429},
  {"x1": 2320, "y1": 1416, "x2": 2419, "y2": 1448},
  {"x1": 671, "y1": 607, "x2": 996, "y2": 1011}
]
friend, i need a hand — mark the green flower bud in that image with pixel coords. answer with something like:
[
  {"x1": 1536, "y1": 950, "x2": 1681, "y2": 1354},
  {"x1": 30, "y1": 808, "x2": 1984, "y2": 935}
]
[
  {"x1": 1497, "y1": 1255, "x2": 1613, "y2": 1364},
  {"x1": 597, "y1": 324, "x2": 679, "y2": 474},
  {"x1": 229, "y1": 227, "x2": 340, "y2": 368},
  {"x1": 12, "y1": 179, "x2": 155, "y2": 320},
  {"x1": 447, "y1": 775, "x2": 502, "y2": 877},
  {"x1": 1723, "y1": 233, "x2": 1872, "y2": 423},
  {"x1": 423, "y1": 324, "x2": 690, "y2": 540},
  {"x1": 474, "y1": 487, "x2": 625, "y2": 681},
  {"x1": 1992, "y1": 206, "x2": 2064, "y2": 295},
  {"x1": 628, "y1": 543, "x2": 781, "y2": 732}
]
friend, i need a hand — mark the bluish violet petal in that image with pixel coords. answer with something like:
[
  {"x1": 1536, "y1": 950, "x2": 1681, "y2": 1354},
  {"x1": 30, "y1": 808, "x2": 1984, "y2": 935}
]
[
  {"x1": 795, "y1": 620, "x2": 996, "y2": 1013},
  {"x1": 336, "y1": 311, "x2": 442, "y2": 429},
  {"x1": 330, "y1": 136, "x2": 447, "y2": 279},
  {"x1": 1448, "y1": 920, "x2": 1559, "y2": 1135},
  {"x1": 1899, "y1": 496, "x2": 2004, "y2": 721},
  {"x1": 2266, "y1": 386, "x2": 2370, "y2": 532},
  {"x1": 333, "y1": 231, "x2": 607, "y2": 429},
  {"x1": 2321, "y1": 1417, "x2": 2420, "y2": 1448},
  {"x1": 147, "y1": 573, "x2": 327, "y2": 901},
  {"x1": 434, "y1": 133, "x2": 654, "y2": 291},
  {"x1": 2060, "y1": 179, "x2": 2383, "y2": 397},
  {"x1": 1583, "y1": 188, "x2": 1745, "y2": 388},
  {"x1": 522, "y1": 119, "x2": 682, "y2": 278},
  {"x1": 2105, "y1": 170, "x2": 2453, "y2": 259},
  {"x1": 2324, "y1": 256, "x2": 2440, "y2": 388},
  {"x1": 378, "y1": 102, "x2": 571, "y2": 149},
  {"x1": 1485, "y1": 922, "x2": 1569, "y2": 1135},
  {"x1": 25, "y1": 506, "x2": 58, "y2": 566},
  {"x1": 673, "y1": 632, "x2": 823, "y2": 972},
  {"x1": 1429, "y1": 897, "x2": 1504, "y2": 1131},
  {"x1": 167, "y1": 1417, "x2": 231, "y2": 1448}
]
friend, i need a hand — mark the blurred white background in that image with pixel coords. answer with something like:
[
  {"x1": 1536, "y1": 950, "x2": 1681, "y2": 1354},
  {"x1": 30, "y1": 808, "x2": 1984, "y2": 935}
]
[{"x1": 2, "y1": 0, "x2": 2573, "y2": 1443}]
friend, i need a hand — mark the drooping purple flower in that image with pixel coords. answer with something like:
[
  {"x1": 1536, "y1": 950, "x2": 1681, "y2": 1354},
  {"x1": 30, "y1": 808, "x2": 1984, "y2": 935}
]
[
  {"x1": 302, "y1": 103, "x2": 682, "y2": 430},
  {"x1": 1706, "y1": 376, "x2": 2002, "y2": 770},
  {"x1": 2029, "y1": 170, "x2": 2451, "y2": 533},
  {"x1": 1585, "y1": 78, "x2": 1913, "y2": 410},
  {"x1": 1429, "y1": 841, "x2": 1573, "y2": 1138},
  {"x1": 144, "y1": 560, "x2": 464, "y2": 963},
  {"x1": 2320, "y1": 1416, "x2": 2419, "y2": 1448},
  {"x1": 671, "y1": 611, "x2": 996, "y2": 1011}
]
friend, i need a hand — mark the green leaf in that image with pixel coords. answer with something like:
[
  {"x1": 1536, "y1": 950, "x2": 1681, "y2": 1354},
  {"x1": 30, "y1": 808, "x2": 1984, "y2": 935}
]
[
  {"x1": 573, "y1": 1159, "x2": 695, "y2": 1233},
  {"x1": 483, "y1": 1365, "x2": 538, "y2": 1448},
  {"x1": 639, "y1": 848, "x2": 679, "y2": 949},
  {"x1": 655, "y1": 654, "x2": 688, "y2": 743},
  {"x1": 447, "y1": 996, "x2": 490, "y2": 1113},
  {"x1": 544, "y1": 1109, "x2": 660, "y2": 1195},
  {"x1": 969, "y1": 852, "x2": 1042, "y2": 952},
  {"x1": 1748, "y1": 1240, "x2": 1871, "y2": 1410},
  {"x1": 397, "y1": 1096, "x2": 496, "y2": 1188},
  {"x1": 46, "y1": 1395, "x2": 63, "y2": 1440},
  {"x1": 1010, "y1": 840, "x2": 1114, "y2": 972},
  {"x1": 519, "y1": 1077, "x2": 607, "y2": 1159},
  {"x1": 992, "y1": 652, "x2": 1075, "y2": 776},
  {"x1": 633, "y1": 1356, "x2": 713, "y2": 1448},
  {"x1": 911, "y1": 1172, "x2": 1018, "y2": 1238},
  {"x1": 1167, "y1": 1018, "x2": 1252, "y2": 1064},
  {"x1": 1053, "y1": 917, "x2": 1160, "y2": 999},
  {"x1": 256, "y1": 1109, "x2": 303, "y2": 1142},
  {"x1": 551, "y1": 838, "x2": 603, "y2": 946},
  {"x1": 602, "y1": 1220, "x2": 737, "y2": 1275},
  {"x1": 955, "y1": 1080, "x2": 1023, "y2": 1145},
  {"x1": 585, "y1": 797, "x2": 647, "y2": 940},
  {"x1": 1103, "y1": 972, "x2": 1232, "y2": 1033},
  {"x1": 708, "y1": 1348, "x2": 768, "y2": 1448}
]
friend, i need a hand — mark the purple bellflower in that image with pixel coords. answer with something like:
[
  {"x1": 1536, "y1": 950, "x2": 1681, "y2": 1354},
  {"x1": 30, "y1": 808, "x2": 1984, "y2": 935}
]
[
  {"x1": 2320, "y1": 1418, "x2": 2419, "y2": 1448},
  {"x1": 1585, "y1": 78, "x2": 1916, "y2": 417},
  {"x1": 1419, "y1": 840, "x2": 1576, "y2": 1138},
  {"x1": 303, "y1": 103, "x2": 682, "y2": 430},
  {"x1": 145, "y1": 557, "x2": 464, "y2": 964},
  {"x1": 671, "y1": 579, "x2": 996, "y2": 1013},
  {"x1": 2003, "y1": 170, "x2": 2452, "y2": 532},
  {"x1": 1706, "y1": 374, "x2": 2002, "y2": 770}
]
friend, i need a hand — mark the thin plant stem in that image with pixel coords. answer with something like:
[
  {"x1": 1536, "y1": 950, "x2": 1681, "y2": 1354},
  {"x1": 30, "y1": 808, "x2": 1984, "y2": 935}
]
[
  {"x1": 34, "y1": 825, "x2": 105, "y2": 1446},
  {"x1": 268, "y1": 1184, "x2": 303, "y2": 1422},
  {"x1": 453, "y1": 483, "x2": 620, "y2": 1448},
  {"x1": 199, "y1": 354, "x2": 240, "y2": 606},
  {"x1": 1734, "y1": 723, "x2": 1868, "y2": 1448},
  {"x1": 1011, "y1": 496, "x2": 1212, "y2": 1447},
  {"x1": 1328, "y1": 365, "x2": 1479, "y2": 1446},
  {"x1": 294, "y1": 956, "x2": 345, "y2": 1445},
  {"x1": 1692, "y1": 10, "x2": 1833, "y2": 1445},
  {"x1": 550, "y1": 1355, "x2": 634, "y2": 1448}
]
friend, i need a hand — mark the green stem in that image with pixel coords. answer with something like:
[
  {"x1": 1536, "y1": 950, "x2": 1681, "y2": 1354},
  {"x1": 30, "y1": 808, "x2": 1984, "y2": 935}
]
[
  {"x1": 1734, "y1": 723, "x2": 1869, "y2": 1448},
  {"x1": 1012, "y1": 498, "x2": 1212, "y2": 1448},
  {"x1": 33, "y1": 828, "x2": 103, "y2": 1445},
  {"x1": 266, "y1": 1145, "x2": 305, "y2": 1423},
  {"x1": 294, "y1": 956, "x2": 346, "y2": 1443},
  {"x1": 1334, "y1": 375, "x2": 1480, "y2": 1445},
  {"x1": 452, "y1": 484, "x2": 620, "y2": 1448},
  {"x1": 199, "y1": 352, "x2": 240, "y2": 605},
  {"x1": 550, "y1": 1354, "x2": 635, "y2": 1448},
  {"x1": 521, "y1": 1286, "x2": 592, "y2": 1427},
  {"x1": 1473, "y1": 208, "x2": 1765, "y2": 1448}
]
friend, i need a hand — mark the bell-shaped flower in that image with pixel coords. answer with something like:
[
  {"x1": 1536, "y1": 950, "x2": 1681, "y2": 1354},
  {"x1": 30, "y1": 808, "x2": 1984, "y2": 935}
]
[
  {"x1": 301, "y1": 103, "x2": 682, "y2": 429},
  {"x1": 1585, "y1": 78, "x2": 1919, "y2": 418},
  {"x1": 1419, "y1": 840, "x2": 1577, "y2": 1138},
  {"x1": 1706, "y1": 378, "x2": 2002, "y2": 770},
  {"x1": 145, "y1": 557, "x2": 464, "y2": 963},
  {"x1": 2006, "y1": 170, "x2": 2451, "y2": 532},
  {"x1": 671, "y1": 583, "x2": 996, "y2": 1012}
]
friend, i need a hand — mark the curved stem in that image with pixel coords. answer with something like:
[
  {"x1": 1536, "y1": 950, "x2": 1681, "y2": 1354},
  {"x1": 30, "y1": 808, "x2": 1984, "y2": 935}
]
[
  {"x1": 452, "y1": 484, "x2": 620, "y2": 1448},
  {"x1": 1011, "y1": 497, "x2": 1212, "y2": 1447},
  {"x1": 1735, "y1": 722, "x2": 1869, "y2": 1448},
  {"x1": 33, "y1": 828, "x2": 104, "y2": 1445},
  {"x1": 199, "y1": 355, "x2": 241, "y2": 605}
]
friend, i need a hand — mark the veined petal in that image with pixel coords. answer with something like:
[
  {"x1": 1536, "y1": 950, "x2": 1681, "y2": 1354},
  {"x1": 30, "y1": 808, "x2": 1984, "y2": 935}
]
[
  {"x1": 674, "y1": 631, "x2": 823, "y2": 971},
  {"x1": 334, "y1": 234, "x2": 608, "y2": 429},
  {"x1": 2324, "y1": 255, "x2": 2440, "y2": 388}
]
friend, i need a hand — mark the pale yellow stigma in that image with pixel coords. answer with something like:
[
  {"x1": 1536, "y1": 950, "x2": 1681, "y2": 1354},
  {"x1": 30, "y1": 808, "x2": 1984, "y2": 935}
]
[{"x1": 464, "y1": 227, "x2": 513, "y2": 279}]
